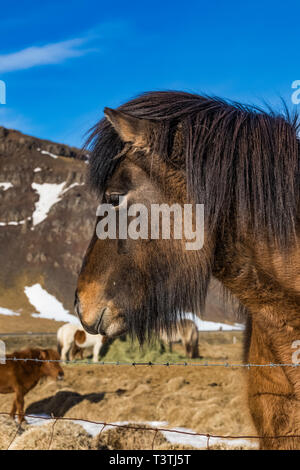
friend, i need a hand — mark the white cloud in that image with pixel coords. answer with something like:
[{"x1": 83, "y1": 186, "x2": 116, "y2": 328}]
[{"x1": 0, "y1": 38, "x2": 92, "y2": 73}]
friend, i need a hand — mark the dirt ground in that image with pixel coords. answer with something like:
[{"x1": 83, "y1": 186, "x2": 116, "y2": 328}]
[{"x1": 0, "y1": 331, "x2": 257, "y2": 450}]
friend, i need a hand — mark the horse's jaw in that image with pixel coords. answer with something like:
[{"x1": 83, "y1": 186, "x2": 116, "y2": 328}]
[{"x1": 98, "y1": 308, "x2": 127, "y2": 338}]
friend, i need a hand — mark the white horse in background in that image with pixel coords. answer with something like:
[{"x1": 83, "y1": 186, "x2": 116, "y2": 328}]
[{"x1": 57, "y1": 323, "x2": 106, "y2": 362}]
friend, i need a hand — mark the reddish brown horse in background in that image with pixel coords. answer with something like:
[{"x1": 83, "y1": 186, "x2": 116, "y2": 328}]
[
  {"x1": 75, "y1": 91, "x2": 300, "y2": 449},
  {"x1": 0, "y1": 349, "x2": 64, "y2": 423}
]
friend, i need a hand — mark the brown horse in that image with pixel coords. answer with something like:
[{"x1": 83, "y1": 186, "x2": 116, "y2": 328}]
[
  {"x1": 76, "y1": 91, "x2": 300, "y2": 449},
  {"x1": 0, "y1": 349, "x2": 64, "y2": 423}
]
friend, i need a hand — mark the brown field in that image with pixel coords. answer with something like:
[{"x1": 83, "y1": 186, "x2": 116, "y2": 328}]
[
  {"x1": 0, "y1": 331, "x2": 257, "y2": 450},
  {"x1": 0, "y1": 313, "x2": 66, "y2": 334}
]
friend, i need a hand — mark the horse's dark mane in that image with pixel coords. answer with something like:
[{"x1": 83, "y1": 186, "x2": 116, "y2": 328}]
[{"x1": 87, "y1": 91, "x2": 300, "y2": 247}]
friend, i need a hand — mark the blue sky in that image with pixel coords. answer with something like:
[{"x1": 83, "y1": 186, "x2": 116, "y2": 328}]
[{"x1": 0, "y1": 0, "x2": 299, "y2": 147}]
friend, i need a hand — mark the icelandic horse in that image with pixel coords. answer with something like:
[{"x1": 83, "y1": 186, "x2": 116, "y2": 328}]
[{"x1": 75, "y1": 91, "x2": 300, "y2": 449}]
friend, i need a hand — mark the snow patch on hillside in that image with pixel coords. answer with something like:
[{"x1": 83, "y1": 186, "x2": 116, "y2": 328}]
[
  {"x1": 0, "y1": 307, "x2": 20, "y2": 316},
  {"x1": 31, "y1": 181, "x2": 84, "y2": 226},
  {"x1": 31, "y1": 182, "x2": 65, "y2": 225},
  {"x1": 37, "y1": 148, "x2": 58, "y2": 159},
  {"x1": 0, "y1": 221, "x2": 25, "y2": 226},
  {"x1": 24, "y1": 284, "x2": 79, "y2": 323},
  {"x1": 0, "y1": 216, "x2": 31, "y2": 227},
  {"x1": 0, "y1": 182, "x2": 13, "y2": 191}
]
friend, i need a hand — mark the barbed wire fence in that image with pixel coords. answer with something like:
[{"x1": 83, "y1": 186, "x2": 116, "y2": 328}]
[
  {"x1": 1, "y1": 348, "x2": 300, "y2": 449},
  {"x1": 3, "y1": 356, "x2": 300, "y2": 367},
  {"x1": 1, "y1": 409, "x2": 300, "y2": 451}
]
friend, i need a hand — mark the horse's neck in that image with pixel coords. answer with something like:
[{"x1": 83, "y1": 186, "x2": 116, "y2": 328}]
[
  {"x1": 214, "y1": 235, "x2": 300, "y2": 366},
  {"x1": 22, "y1": 367, "x2": 43, "y2": 392}
]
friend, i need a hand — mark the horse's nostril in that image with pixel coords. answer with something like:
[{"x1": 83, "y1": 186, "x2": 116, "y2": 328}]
[
  {"x1": 95, "y1": 307, "x2": 107, "y2": 333},
  {"x1": 79, "y1": 309, "x2": 106, "y2": 335}
]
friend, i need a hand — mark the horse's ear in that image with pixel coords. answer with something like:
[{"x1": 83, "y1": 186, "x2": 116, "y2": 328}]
[
  {"x1": 39, "y1": 350, "x2": 48, "y2": 360},
  {"x1": 104, "y1": 107, "x2": 155, "y2": 149}
]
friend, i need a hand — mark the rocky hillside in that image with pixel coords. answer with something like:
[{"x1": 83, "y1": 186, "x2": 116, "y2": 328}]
[{"x1": 0, "y1": 126, "x2": 241, "y2": 333}]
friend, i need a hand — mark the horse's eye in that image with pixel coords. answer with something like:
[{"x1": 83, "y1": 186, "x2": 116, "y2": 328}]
[{"x1": 105, "y1": 193, "x2": 123, "y2": 207}]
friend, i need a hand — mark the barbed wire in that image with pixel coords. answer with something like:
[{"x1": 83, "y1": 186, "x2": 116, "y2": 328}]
[
  {"x1": 2, "y1": 411, "x2": 300, "y2": 451},
  {"x1": 1, "y1": 336, "x2": 299, "y2": 449},
  {"x1": 2, "y1": 356, "x2": 300, "y2": 367},
  {"x1": 1, "y1": 359, "x2": 299, "y2": 449}
]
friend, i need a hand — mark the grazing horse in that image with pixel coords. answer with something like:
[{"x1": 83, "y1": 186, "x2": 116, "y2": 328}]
[
  {"x1": 57, "y1": 322, "x2": 106, "y2": 362},
  {"x1": 74, "y1": 329, "x2": 108, "y2": 362},
  {"x1": 160, "y1": 319, "x2": 199, "y2": 358},
  {"x1": 75, "y1": 91, "x2": 300, "y2": 449},
  {"x1": 0, "y1": 349, "x2": 64, "y2": 423},
  {"x1": 57, "y1": 323, "x2": 82, "y2": 361}
]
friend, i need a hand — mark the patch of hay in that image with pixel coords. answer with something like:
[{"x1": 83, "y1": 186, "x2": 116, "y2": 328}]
[
  {"x1": 10, "y1": 421, "x2": 93, "y2": 450},
  {"x1": 165, "y1": 377, "x2": 188, "y2": 392},
  {"x1": 93, "y1": 423, "x2": 168, "y2": 450},
  {"x1": 209, "y1": 442, "x2": 256, "y2": 450},
  {"x1": 93, "y1": 423, "x2": 197, "y2": 450},
  {"x1": 0, "y1": 415, "x2": 22, "y2": 450},
  {"x1": 0, "y1": 331, "x2": 254, "y2": 451}
]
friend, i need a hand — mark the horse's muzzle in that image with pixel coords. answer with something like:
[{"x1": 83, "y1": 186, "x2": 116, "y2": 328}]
[
  {"x1": 76, "y1": 302, "x2": 107, "y2": 335},
  {"x1": 75, "y1": 288, "x2": 127, "y2": 337}
]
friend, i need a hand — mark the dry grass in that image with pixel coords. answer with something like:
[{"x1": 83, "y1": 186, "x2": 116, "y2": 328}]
[
  {"x1": 0, "y1": 331, "x2": 257, "y2": 450},
  {"x1": 94, "y1": 424, "x2": 168, "y2": 450},
  {"x1": 0, "y1": 418, "x2": 198, "y2": 450},
  {"x1": 93, "y1": 424, "x2": 200, "y2": 450},
  {"x1": 10, "y1": 420, "x2": 92, "y2": 450},
  {"x1": 0, "y1": 415, "x2": 22, "y2": 449}
]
